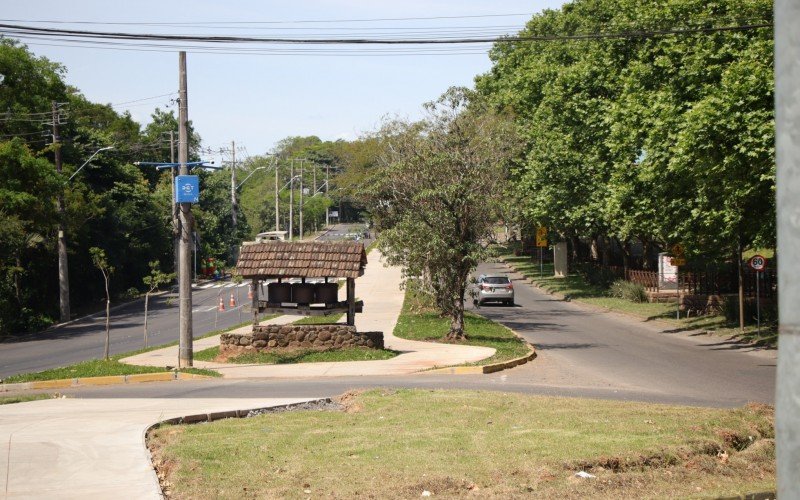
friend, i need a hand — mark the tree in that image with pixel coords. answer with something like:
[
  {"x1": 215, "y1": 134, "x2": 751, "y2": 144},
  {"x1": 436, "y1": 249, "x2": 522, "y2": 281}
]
[
  {"x1": 142, "y1": 260, "x2": 174, "y2": 348},
  {"x1": 364, "y1": 88, "x2": 519, "y2": 340},
  {"x1": 90, "y1": 247, "x2": 114, "y2": 359}
]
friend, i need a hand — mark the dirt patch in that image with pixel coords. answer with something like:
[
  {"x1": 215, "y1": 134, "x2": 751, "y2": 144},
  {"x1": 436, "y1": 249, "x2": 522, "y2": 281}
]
[
  {"x1": 245, "y1": 398, "x2": 342, "y2": 417},
  {"x1": 335, "y1": 388, "x2": 368, "y2": 413}
]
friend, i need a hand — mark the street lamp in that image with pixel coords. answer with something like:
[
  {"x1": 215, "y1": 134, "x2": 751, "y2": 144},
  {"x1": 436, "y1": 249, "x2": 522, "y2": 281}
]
[{"x1": 67, "y1": 146, "x2": 114, "y2": 182}]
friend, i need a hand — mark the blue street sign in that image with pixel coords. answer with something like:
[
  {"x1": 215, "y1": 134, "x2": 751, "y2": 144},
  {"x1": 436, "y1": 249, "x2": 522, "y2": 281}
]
[{"x1": 175, "y1": 175, "x2": 200, "y2": 203}]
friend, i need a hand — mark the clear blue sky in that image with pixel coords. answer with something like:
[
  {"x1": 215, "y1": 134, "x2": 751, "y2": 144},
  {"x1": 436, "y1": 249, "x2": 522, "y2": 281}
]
[{"x1": 3, "y1": 1, "x2": 566, "y2": 163}]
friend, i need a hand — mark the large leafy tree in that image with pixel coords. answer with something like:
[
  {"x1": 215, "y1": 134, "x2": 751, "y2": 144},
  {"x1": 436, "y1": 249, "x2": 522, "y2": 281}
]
[
  {"x1": 477, "y1": 0, "x2": 774, "y2": 265},
  {"x1": 365, "y1": 88, "x2": 519, "y2": 340}
]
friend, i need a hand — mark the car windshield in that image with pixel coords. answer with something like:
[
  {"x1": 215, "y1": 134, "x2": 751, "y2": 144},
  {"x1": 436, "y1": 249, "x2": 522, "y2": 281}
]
[{"x1": 483, "y1": 277, "x2": 510, "y2": 285}]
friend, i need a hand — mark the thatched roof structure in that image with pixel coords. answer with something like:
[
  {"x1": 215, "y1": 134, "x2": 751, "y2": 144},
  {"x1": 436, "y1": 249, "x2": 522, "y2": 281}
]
[{"x1": 236, "y1": 241, "x2": 367, "y2": 279}]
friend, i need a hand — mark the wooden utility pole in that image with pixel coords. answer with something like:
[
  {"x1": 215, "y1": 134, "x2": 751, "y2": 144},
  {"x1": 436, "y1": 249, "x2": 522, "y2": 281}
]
[
  {"x1": 775, "y1": 1, "x2": 800, "y2": 496},
  {"x1": 52, "y1": 101, "x2": 70, "y2": 323},
  {"x1": 177, "y1": 51, "x2": 193, "y2": 368}
]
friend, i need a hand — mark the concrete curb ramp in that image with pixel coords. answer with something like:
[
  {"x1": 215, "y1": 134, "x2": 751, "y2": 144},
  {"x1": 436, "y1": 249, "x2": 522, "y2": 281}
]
[{"x1": 0, "y1": 371, "x2": 209, "y2": 393}]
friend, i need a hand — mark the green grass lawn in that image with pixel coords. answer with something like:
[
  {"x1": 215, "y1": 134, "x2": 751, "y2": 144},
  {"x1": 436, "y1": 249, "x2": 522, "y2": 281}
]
[
  {"x1": 500, "y1": 251, "x2": 777, "y2": 348},
  {"x1": 293, "y1": 313, "x2": 344, "y2": 325},
  {"x1": 194, "y1": 345, "x2": 397, "y2": 364},
  {"x1": 392, "y1": 287, "x2": 530, "y2": 365},
  {"x1": 149, "y1": 389, "x2": 775, "y2": 499},
  {"x1": 0, "y1": 393, "x2": 56, "y2": 405}
]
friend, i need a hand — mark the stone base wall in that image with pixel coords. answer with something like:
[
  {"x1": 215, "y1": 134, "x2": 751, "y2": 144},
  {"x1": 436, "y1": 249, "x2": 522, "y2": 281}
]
[{"x1": 220, "y1": 324, "x2": 384, "y2": 354}]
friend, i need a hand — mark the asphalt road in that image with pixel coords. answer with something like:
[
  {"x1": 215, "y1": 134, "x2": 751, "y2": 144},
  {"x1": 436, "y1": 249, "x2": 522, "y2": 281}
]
[
  {"x1": 0, "y1": 223, "x2": 372, "y2": 379},
  {"x1": 0, "y1": 280, "x2": 252, "y2": 378},
  {"x1": 2, "y1": 248, "x2": 774, "y2": 408},
  {"x1": 471, "y1": 261, "x2": 776, "y2": 406}
]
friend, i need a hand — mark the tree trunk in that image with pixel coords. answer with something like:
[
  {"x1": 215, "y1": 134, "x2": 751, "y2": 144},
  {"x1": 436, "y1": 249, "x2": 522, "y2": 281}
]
[
  {"x1": 447, "y1": 296, "x2": 465, "y2": 341},
  {"x1": 737, "y1": 237, "x2": 745, "y2": 331},
  {"x1": 103, "y1": 273, "x2": 110, "y2": 360},
  {"x1": 143, "y1": 292, "x2": 150, "y2": 348}
]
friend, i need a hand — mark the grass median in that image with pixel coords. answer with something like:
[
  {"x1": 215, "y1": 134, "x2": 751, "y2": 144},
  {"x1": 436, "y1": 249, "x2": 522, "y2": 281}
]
[
  {"x1": 499, "y1": 250, "x2": 777, "y2": 348},
  {"x1": 392, "y1": 286, "x2": 530, "y2": 366},
  {"x1": 149, "y1": 388, "x2": 775, "y2": 499}
]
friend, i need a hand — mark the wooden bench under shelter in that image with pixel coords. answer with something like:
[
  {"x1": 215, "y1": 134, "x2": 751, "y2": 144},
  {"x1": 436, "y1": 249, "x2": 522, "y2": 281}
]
[{"x1": 235, "y1": 240, "x2": 367, "y2": 326}]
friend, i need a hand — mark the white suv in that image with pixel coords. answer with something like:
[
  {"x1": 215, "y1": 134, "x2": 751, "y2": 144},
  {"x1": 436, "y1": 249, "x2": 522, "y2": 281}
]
[{"x1": 476, "y1": 274, "x2": 514, "y2": 306}]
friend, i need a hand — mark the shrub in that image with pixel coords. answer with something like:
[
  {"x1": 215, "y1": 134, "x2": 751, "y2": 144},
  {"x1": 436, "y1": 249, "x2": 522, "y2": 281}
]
[
  {"x1": 608, "y1": 280, "x2": 648, "y2": 303},
  {"x1": 722, "y1": 295, "x2": 778, "y2": 324},
  {"x1": 576, "y1": 263, "x2": 617, "y2": 289}
]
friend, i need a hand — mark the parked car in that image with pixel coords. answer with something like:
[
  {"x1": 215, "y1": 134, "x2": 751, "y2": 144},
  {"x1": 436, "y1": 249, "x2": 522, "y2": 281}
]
[{"x1": 476, "y1": 274, "x2": 514, "y2": 306}]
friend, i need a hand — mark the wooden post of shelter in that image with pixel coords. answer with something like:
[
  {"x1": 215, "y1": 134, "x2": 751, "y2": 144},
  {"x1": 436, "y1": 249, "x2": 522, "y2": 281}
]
[
  {"x1": 346, "y1": 277, "x2": 356, "y2": 326},
  {"x1": 251, "y1": 278, "x2": 259, "y2": 325}
]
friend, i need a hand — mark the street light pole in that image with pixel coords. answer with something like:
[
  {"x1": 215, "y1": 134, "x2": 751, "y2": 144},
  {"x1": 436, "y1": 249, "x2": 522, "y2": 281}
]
[
  {"x1": 299, "y1": 160, "x2": 304, "y2": 240},
  {"x1": 289, "y1": 159, "x2": 294, "y2": 241},
  {"x1": 275, "y1": 160, "x2": 280, "y2": 232}
]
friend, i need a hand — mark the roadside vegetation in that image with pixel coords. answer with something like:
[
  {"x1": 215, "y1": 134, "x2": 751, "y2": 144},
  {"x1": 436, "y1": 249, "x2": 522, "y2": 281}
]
[
  {"x1": 293, "y1": 313, "x2": 343, "y2": 325},
  {"x1": 0, "y1": 393, "x2": 57, "y2": 405},
  {"x1": 392, "y1": 282, "x2": 530, "y2": 365},
  {"x1": 149, "y1": 389, "x2": 775, "y2": 499},
  {"x1": 499, "y1": 250, "x2": 777, "y2": 347}
]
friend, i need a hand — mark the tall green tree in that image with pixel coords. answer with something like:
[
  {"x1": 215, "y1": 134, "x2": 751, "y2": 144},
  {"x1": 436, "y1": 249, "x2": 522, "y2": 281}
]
[{"x1": 364, "y1": 88, "x2": 519, "y2": 340}]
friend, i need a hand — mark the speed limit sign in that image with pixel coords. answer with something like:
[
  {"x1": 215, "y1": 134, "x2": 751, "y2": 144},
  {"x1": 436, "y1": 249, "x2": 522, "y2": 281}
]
[{"x1": 749, "y1": 255, "x2": 767, "y2": 272}]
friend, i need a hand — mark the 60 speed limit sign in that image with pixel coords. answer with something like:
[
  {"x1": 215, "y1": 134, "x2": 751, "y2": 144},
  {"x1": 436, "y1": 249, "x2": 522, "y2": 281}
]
[{"x1": 749, "y1": 255, "x2": 767, "y2": 272}]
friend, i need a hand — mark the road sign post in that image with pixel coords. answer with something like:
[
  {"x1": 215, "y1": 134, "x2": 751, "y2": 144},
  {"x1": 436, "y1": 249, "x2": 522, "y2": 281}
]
[
  {"x1": 536, "y1": 227, "x2": 547, "y2": 277},
  {"x1": 749, "y1": 255, "x2": 767, "y2": 338}
]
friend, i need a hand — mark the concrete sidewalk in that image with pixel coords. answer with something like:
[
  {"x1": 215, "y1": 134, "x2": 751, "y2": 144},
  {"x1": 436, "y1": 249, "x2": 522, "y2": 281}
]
[
  {"x1": 121, "y1": 249, "x2": 495, "y2": 378},
  {"x1": 0, "y1": 396, "x2": 317, "y2": 499}
]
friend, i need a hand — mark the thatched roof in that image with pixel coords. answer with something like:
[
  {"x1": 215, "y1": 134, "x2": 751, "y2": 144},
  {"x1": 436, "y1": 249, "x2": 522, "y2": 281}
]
[{"x1": 236, "y1": 241, "x2": 367, "y2": 279}]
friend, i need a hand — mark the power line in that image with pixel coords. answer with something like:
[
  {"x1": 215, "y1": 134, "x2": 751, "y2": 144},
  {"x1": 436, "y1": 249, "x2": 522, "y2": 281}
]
[
  {"x1": 0, "y1": 22, "x2": 772, "y2": 46},
  {"x1": 0, "y1": 13, "x2": 535, "y2": 26}
]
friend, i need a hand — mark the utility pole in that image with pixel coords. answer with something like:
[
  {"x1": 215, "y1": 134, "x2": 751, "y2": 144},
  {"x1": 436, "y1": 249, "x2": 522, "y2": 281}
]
[
  {"x1": 325, "y1": 164, "x2": 330, "y2": 227},
  {"x1": 169, "y1": 130, "x2": 179, "y2": 285},
  {"x1": 230, "y1": 140, "x2": 238, "y2": 261},
  {"x1": 299, "y1": 160, "x2": 304, "y2": 240},
  {"x1": 313, "y1": 163, "x2": 317, "y2": 195},
  {"x1": 289, "y1": 159, "x2": 294, "y2": 240},
  {"x1": 52, "y1": 101, "x2": 70, "y2": 323},
  {"x1": 776, "y1": 1, "x2": 800, "y2": 496},
  {"x1": 177, "y1": 51, "x2": 193, "y2": 368},
  {"x1": 230, "y1": 140, "x2": 237, "y2": 230},
  {"x1": 274, "y1": 160, "x2": 280, "y2": 232}
]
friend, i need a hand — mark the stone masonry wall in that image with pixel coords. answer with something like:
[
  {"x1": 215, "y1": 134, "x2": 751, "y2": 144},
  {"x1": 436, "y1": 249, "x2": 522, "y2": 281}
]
[{"x1": 220, "y1": 324, "x2": 384, "y2": 355}]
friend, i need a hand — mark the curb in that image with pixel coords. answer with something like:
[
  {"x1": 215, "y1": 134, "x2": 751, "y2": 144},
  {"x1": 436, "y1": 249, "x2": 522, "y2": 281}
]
[
  {"x1": 425, "y1": 343, "x2": 536, "y2": 375},
  {"x1": 0, "y1": 371, "x2": 212, "y2": 393}
]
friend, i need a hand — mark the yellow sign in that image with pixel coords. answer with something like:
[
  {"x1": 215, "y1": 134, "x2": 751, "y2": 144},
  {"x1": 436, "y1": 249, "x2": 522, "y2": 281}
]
[
  {"x1": 671, "y1": 243, "x2": 685, "y2": 257},
  {"x1": 670, "y1": 257, "x2": 686, "y2": 267},
  {"x1": 535, "y1": 227, "x2": 548, "y2": 247}
]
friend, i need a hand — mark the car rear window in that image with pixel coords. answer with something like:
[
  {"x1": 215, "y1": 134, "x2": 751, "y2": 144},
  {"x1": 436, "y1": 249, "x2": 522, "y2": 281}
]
[{"x1": 483, "y1": 277, "x2": 510, "y2": 284}]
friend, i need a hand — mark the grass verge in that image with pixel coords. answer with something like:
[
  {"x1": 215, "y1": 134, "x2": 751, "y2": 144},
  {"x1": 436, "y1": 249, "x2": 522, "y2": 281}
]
[
  {"x1": 293, "y1": 313, "x2": 344, "y2": 325},
  {"x1": 499, "y1": 249, "x2": 777, "y2": 348},
  {"x1": 0, "y1": 393, "x2": 57, "y2": 405},
  {"x1": 194, "y1": 345, "x2": 397, "y2": 364},
  {"x1": 392, "y1": 286, "x2": 529, "y2": 365},
  {"x1": 149, "y1": 389, "x2": 775, "y2": 499}
]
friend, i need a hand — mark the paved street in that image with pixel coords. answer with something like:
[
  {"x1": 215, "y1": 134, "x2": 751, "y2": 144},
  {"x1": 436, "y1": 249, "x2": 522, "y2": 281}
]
[
  {"x1": 0, "y1": 224, "x2": 369, "y2": 380},
  {"x1": 0, "y1": 281, "x2": 251, "y2": 379},
  {"x1": 473, "y1": 261, "x2": 776, "y2": 406}
]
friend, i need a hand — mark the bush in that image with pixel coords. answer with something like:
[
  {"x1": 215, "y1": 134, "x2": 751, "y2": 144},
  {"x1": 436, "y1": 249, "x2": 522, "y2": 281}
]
[
  {"x1": 575, "y1": 263, "x2": 617, "y2": 289},
  {"x1": 608, "y1": 280, "x2": 648, "y2": 303},
  {"x1": 722, "y1": 295, "x2": 778, "y2": 325},
  {"x1": 122, "y1": 287, "x2": 141, "y2": 300}
]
